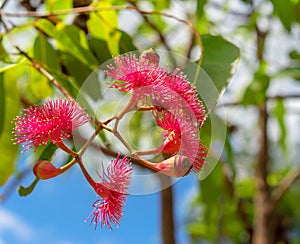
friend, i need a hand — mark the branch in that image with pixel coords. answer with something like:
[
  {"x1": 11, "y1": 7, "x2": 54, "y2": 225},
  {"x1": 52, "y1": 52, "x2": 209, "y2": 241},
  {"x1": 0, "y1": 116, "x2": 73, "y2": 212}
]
[
  {"x1": 0, "y1": 14, "x2": 73, "y2": 99},
  {"x1": 159, "y1": 174, "x2": 176, "y2": 244},
  {"x1": 0, "y1": 0, "x2": 10, "y2": 9},
  {"x1": 269, "y1": 167, "x2": 300, "y2": 213},
  {"x1": 219, "y1": 93, "x2": 300, "y2": 108},
  {"x1": 0, "y1": 5, "x2": 203, "y2": 60}
]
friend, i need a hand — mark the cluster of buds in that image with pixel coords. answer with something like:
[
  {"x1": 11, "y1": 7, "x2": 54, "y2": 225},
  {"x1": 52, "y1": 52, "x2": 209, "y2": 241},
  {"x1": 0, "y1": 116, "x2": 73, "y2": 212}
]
[{"x1": 12, "y1": 49, "x2": 207, "y2": 230}]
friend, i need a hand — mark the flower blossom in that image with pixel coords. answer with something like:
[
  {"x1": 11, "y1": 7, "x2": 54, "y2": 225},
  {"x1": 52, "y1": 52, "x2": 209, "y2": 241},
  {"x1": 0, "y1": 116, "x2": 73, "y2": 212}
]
[
  {"x1": 153, "y1": 109, "x2": 207, "y2": 173},
  {"x1": 105, "y1": 51, "x2": 206, "y2": 126},
  {"x1": 87, "y1": 155, "x2": 133, "y2": 230},
  {"x1": 106, "y1": 50, "x2": 207, "y2": 173},
  {"x1": 105, "y1": 52, "x2": 164, "y2": 92},
  {"x1": 13, "y1": 98, "x2": 89, "y2": 151}
]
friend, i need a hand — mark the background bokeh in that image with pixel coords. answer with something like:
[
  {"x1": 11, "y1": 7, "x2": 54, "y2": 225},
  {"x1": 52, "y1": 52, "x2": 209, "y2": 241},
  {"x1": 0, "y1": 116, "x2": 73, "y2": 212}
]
[{"x1": 1, "y1": 0, "x2": 300, "y2": 243}]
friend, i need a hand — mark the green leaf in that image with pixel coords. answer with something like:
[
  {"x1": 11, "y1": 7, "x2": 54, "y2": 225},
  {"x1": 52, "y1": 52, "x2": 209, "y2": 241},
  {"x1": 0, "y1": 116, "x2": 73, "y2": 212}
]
[
  {"x1": 35, "y1": 19, "x2": 98, "y2": 69},
  {"x1": 148, "y1": 0, "x2": 170, "y2": 10},
  {"x1": 0, "y1": 61, "x2": 23, "y2": 73},
  {"x1": 200, "y1": 35, "x2": 240, "y2": 96},
  {"x1": 38, "y1": 143, "x2": 58, "y2": 161},
  {"x1": 18, "y1": 178, "x2": 40, "y2": 197},
  {"x1": 88, "y1": 38, "x2": 112, "y2": 64},
  {"x1": 47, "y1": 68, "x2": 80, "y2": 98},
  {"x1": 45, "y1": 0, "x2": 72, "y2": 20},
  {"x1": 87, "y1": 2, "x2": 121, "y2": 55},
  {"x1": 33, "y1": 33, "x2": 60, "y2": 70},
  {"x1": 187, "y1": 35, "x2": 239, "y2": 112},
  {"x1": 0, "y1": 74, "x2": 4, "y2": 136},
  {"x1": 45, "y1": 0, "x2": 72, "y2": 12},
  {"x1": 28, "y1": 68, "x2": 53, "y2": 99},
  {"x1": 197, "y1": 0, "x2": 208, "y2": 17},
  {"x1": 60, "y1": 52, "x2": 92, "y2": 86},
  {"x1": 0, "y1": 71, "x2": 20, "y2": 185},
  {"x1": 271, "y1": 0, "x2": 300, "y2": 32},
  {"x1": 0, "y1": 38, "x2": 7, "y2": 61},
  {"x1": 119, "y1": 31, "x2": 137, "y2": 54},
  {"x1": 273, "y1": 99, "x2": 287, "y2": 153}
]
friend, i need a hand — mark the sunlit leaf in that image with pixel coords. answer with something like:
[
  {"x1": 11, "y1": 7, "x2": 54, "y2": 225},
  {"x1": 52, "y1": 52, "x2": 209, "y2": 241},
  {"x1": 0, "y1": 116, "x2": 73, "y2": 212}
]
[
  {"x1": 197, "y1": 0, "x2": 208, "y2": 17},
  {"x1": 148, "y1": 0, "x2": 170, "y2": 10},
  {"x1": 87, "y1": 2, "x2": 121, "y2": 55},
  {"x1": 45, "y1": 0, "x2": 72, "y2": 20},
  {"x1": 0, "y1": 71, "x2": 20, "y2": 185},
  {"x1": 45, "y1": 0, "x2": 72, "y2": 12},
  {"x1": 0, "y1": 75, "x2": 4, "y2": 136},
  {"x1": 0, "y1": 59, "x2": 25, "y2": 73},
  {"x1": 28, "y1": 68, "x2": 53, "y2": 99}
]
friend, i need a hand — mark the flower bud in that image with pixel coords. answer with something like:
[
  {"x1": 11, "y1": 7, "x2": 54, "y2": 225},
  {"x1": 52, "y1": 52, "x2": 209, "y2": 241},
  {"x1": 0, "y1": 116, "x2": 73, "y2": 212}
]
[
  {"x1": 33, "y1": 160, "x2": 60, "y2": 180},
  {"x1": 154, "y1": 155, "x2": 192, "y2": 178},
  {"x1": 140, "y1": 48, "x2": 160, "y2": 66}
]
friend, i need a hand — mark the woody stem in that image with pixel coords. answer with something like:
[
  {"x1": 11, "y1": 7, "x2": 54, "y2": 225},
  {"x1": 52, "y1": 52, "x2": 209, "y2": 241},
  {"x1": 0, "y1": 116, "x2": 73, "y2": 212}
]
[{"x1": 55, "y1": 141, "x2": 77, "y2": 157}]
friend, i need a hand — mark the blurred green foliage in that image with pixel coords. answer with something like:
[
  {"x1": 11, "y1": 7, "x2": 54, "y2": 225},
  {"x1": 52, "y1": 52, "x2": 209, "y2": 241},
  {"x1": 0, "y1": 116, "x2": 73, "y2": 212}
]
[{"x1": 0, "y1": 0, "x2": 300, "y2": 243}]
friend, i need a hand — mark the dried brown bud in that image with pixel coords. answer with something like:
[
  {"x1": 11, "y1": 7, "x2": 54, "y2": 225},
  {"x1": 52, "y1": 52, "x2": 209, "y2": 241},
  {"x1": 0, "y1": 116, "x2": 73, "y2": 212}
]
[{"x1": 139, "y1": 48, "x2": 160, "y2": 66}]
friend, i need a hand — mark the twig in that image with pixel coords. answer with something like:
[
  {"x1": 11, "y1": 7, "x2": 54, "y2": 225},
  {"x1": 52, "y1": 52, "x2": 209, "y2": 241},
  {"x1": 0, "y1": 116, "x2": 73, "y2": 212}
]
[
  {"x1": 0, "y1": 5, "x2": 203, "y2": 59},
  {"x1": 126, "y1": 0, "x2": 177, "y2": 67},
  {"x1": 218, "y1": 93, "x2": 300, "y2": 108},
  {"x1": 269, "y1": 167, "x2": 300, "y2": 213},
  {"x1": 0, "y1": 13, "x2": 73, "y2": 99},
  {"x1": 0, "y1": 0, "x2": 10, "y2": 9}
]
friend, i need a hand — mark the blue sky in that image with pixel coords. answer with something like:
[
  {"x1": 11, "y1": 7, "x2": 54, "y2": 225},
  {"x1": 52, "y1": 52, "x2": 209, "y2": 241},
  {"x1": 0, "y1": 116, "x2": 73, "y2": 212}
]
[{"x1": 0, "y1": 160, "x2": 199, "y2": 244}]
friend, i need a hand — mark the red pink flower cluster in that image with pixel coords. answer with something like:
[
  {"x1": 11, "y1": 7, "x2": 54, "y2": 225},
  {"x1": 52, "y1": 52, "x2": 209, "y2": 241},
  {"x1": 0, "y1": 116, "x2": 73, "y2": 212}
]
[{"x1": 13, "y1": 49, "x2": 207, "y2": 230}]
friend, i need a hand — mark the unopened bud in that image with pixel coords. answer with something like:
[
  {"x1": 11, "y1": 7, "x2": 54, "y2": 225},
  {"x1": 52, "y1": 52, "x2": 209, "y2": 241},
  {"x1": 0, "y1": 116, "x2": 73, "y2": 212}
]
[
  {"x1": 140, "y1": 48, "x2": 160, "y2": 66},
  {"x1": 155, "y1": 155, "x2": 192, "y2": 177},
  {"x1": 33, "y1": 160, "x2": 60, "y2": 180}
]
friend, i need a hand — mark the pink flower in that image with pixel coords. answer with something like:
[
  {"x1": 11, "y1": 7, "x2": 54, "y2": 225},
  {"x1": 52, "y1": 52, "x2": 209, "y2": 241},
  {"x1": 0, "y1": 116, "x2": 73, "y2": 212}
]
[
  {"x1": 153, "y1": 109, "x2": 183, "y2": 154},
  {"x1": 13, "y1": 98, "x2": 89, "y2": 151},
  {"x1": 153, "y1": 109, "x2": 207, "y2": 172},
  {"x1": 105, "y1": 53, "x2": 165, "y2": 92},
  {"x1": 155, "y1": 68, "x2": 206, "y2": 125},
  {"x1": 105, "y1": 52, "x2": 206, "y2": 126},
  {"x1": 87, "y1": 155, "x2": 133, "y2": 230}
]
